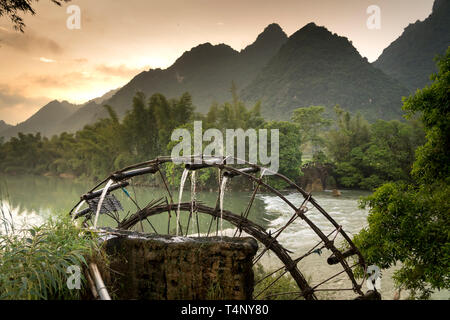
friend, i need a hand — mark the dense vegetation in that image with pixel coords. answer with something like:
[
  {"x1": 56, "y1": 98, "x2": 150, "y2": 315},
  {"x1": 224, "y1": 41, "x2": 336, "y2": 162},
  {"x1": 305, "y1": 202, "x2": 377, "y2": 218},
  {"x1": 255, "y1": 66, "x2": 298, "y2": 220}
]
[
  {"x1": 0, "y1": 89, "x2": 301, "y2": 190},
  {"x1": 325, "y1": 107, "x2": 425, "y2": 190},
  {"x1": 0, "y1": 216, "x2": 100, "y2": 300},
  {"x1": 0, "y1": 84, "x2": 426, "y2": 192},
  {"x1": 354, "y1": 49, "x2": 450, "y2": 299}
]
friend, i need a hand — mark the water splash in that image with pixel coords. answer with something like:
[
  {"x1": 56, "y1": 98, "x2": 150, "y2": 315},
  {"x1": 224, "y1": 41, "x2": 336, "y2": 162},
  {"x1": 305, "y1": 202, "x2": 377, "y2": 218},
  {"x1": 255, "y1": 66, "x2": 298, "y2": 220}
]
[
  {"x1": 219, "y1": 176, "x2": 228, "y2": 237},
  {"x1": 94, "y1": 179, "x2": 113, "y2": 229},
  {"x1": 176, "y1": 168, "x2": 190, "y2": 236},
  {"x1": 190, "y1": 170, "x2": 197, "y2": 235}
]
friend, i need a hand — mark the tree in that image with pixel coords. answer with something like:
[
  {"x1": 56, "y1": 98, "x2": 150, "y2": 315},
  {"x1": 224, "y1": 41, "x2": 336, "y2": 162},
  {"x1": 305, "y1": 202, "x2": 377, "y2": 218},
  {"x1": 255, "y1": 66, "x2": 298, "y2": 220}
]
[
  {"x1": 403, "y1": 49, "x2": 450, "y2": 184},
  {"x1": 354, "y1": 48, "x2": 450, "y2": 299},
  {"x1": 291, "y1": 106, "x2": 331, "y2": 157},
  {"x1": 327, "y1": 106, "x2": 370, "y2": 164},
  {"x1": 260, "y1": 121, "x2": 302, "y2": 189},
  {"x1": 0, "y1": 0, "x2": 70, "y2": 32}
]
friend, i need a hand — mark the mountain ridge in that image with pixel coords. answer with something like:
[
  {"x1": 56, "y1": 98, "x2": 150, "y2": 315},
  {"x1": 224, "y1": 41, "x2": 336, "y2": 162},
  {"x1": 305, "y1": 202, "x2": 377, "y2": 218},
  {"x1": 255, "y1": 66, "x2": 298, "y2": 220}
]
[
  {"x1": 2, "y1": 9, "x2": 446, "y2": 139},
  {"x1": 0, "y1": 100, "x2": 79, "y2": 139},
  {"x1": 0, "y1": 120, "x2": 12, "y2": 135},
  {"x1": 373, "y1": 0, "x2": 450, "y2": 91},
  {"x1": 241, "y1": 22, "x2": 409, "y2": 121},
  {"x1": 53, "y1": 23, "x2": 288, "y2": 133}
]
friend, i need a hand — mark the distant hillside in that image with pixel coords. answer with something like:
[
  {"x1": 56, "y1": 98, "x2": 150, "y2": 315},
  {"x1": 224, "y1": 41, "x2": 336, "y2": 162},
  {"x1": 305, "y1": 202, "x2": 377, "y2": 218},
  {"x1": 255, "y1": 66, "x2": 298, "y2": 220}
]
[
  {"x1": 241, "y1": 23, "x2": 409, "y2": 121},
  {"x1": 374, "y1": 0, "x2": 450, "y2": 91},
  {"x1": 0, "y1": 120, "x2": 12, "y2": 134},
  {"x1": 89, "y1": 88, "x2": 121, "y2": 105},
  {"x1": 61, "y1": 23, "x2": 288, "y2": 129},
  {"x1": 53, "y1": 101, "x2": 102, "y2": 134},
  {"x1": 0, "y1": 100, "x2": 79, "y2": 139}
]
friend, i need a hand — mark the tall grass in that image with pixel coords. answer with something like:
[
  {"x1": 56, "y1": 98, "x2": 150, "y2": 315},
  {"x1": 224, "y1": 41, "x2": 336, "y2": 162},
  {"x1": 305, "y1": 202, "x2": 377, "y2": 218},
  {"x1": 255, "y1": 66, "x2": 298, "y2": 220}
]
[
  {"x1": 0, "y1": 217, "x2": 102, "y2": 300},
  {"x1": 254, "y1": 264, "x2": 306, "y2": 300},
  {"x1": 0, "y1": 183, "x2": 102, "y2": 300}
]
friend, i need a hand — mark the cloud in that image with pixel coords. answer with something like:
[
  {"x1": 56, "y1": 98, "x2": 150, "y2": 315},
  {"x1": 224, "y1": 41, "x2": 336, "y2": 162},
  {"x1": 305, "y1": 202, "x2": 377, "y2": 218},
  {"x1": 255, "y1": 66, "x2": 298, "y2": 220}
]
[
  {"x1": 0, "y1": 27, "x2": 64, "y2": 55},
  {"x1": 0, "y1": 84, "x2": 46, "y2": 109},
  {"x1": 0, "y1": 84, "x2": 49, "y2": 124},
  {"x1": 0, "y1": 90, "x2": 30, "y2": 107},
  {"x1": 20, "y1": 71, "x2": 92, "y2": 88},
  {"x1": 39, "y1": 57, "x2": 56, "y2": 63}
]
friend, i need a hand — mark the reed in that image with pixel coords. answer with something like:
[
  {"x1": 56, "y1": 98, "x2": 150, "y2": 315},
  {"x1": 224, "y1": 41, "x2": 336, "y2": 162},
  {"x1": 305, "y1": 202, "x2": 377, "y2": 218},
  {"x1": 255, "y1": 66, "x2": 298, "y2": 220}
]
[{"x1": 0, "y1": 190, "x2": 101, "y2": 300}]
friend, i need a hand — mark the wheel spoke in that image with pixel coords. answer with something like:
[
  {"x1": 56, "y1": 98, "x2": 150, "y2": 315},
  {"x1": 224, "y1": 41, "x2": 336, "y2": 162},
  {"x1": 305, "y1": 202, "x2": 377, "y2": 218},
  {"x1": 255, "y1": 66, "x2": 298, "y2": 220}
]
[{"x1": 234, "y1": 180, "x2": 261, "y2": 237}]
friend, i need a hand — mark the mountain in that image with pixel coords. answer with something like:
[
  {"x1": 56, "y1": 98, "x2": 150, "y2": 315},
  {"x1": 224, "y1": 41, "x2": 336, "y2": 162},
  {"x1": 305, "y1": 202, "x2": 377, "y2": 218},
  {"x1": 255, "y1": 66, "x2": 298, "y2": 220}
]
[
  {"x1": 374, "y1": 0, "x2": 450, "y2": 91},
  {"x1": 0, "y1": 100, "x2": 79, "y2": 139},
  {"x1": 53, "y1": 101, "x2": 102, "y2": 134},
  {"x1": 1, "y1": 21, "x2": 419, "y2": 138},
  {"x1": 89, "y1": 88, "x2": 121, "y2": 105},
  {"x1": 0, "y1": 120, "x2": 12, "y2": 134},
  {"x1": 60, "y1": 23, "x2": 288, "y2": 129},
  {"x1": 241, "y1": 23, "x2": 409, "y2": 121}
]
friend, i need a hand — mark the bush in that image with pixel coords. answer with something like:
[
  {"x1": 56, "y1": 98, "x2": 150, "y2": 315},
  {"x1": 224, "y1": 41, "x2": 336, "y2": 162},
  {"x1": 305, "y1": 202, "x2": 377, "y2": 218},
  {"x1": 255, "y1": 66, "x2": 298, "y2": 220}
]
[{"x1": 0, "y1": 217, "x2": 101, "y2": 300}]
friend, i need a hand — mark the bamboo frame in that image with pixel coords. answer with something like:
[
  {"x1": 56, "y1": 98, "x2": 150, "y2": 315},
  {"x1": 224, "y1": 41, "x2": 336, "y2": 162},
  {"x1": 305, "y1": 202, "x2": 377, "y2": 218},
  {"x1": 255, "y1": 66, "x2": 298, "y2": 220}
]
[{"x1": 70, "y1": 155, "x2": 368, "y2": 300}]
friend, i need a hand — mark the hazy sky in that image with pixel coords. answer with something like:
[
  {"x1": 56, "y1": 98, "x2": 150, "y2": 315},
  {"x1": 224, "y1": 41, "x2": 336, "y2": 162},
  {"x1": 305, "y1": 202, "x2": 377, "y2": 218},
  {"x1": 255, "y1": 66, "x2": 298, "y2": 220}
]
[{"x1": 0, "y1": 0, "x2": 434, "y2": 124}]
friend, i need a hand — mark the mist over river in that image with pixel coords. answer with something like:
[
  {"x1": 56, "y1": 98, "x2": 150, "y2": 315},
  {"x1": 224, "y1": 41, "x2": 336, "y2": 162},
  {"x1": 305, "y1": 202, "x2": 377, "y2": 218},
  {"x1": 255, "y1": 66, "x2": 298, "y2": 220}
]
[{"x1": 1, "y1": 174, "x2": 447, "y2": 300}]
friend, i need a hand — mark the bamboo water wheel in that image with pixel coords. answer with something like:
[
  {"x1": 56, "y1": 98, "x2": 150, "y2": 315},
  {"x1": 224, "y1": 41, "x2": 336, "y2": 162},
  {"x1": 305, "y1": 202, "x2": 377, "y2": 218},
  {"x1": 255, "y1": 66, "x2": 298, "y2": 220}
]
[{"x1": 69, "y1": 156, "x2": 373, "y2": 300}]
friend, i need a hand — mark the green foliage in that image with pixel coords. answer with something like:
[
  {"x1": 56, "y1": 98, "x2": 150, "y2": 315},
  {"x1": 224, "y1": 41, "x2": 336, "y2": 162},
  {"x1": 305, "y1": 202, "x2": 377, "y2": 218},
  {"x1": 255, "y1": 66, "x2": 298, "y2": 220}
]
[
  {"x1": 0, "y1": 92, "x2": 196, "y2": 181},
  {"x1": 355, "y1": 49, "x2": 450, "y2": 299},
  {"x1": 355, "y1": 182, "x2": 450, "y2": 299},
  {"x1": 327, "y1": 107, "x2": 425, "y2": 190},
  {"x1": 403, "y1": 47, "x2": 450, "y2": 184},
  {"x1": 253, "y1": 264, "x2": 302, "y2": 300},
  {"x1": 0, "y1": 88, "x2": 425, "y2": 194},
  {"x1": 260, "y1": 121, "x2": 302, "y2": 189},
  {"x1": 0, "y1": 217, "x2": 101, "y2": 300},
  {"x1": 291, "y1": 106, "x2": 331, "y2": 158}
]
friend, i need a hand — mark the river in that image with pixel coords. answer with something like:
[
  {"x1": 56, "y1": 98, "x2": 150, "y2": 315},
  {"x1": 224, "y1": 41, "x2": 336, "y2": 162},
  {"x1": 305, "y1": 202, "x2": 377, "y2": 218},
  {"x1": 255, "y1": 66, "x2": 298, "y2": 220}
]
[{"x1": 0, "y1": 174, "x2": 447, "y2": 300}]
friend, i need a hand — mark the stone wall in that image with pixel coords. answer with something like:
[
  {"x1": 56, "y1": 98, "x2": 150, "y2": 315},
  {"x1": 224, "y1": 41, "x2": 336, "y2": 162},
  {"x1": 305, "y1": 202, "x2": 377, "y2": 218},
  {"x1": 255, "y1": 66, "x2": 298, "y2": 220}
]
[{"x1": 99, "y1": 230, "x2": 258, "y2": 300}]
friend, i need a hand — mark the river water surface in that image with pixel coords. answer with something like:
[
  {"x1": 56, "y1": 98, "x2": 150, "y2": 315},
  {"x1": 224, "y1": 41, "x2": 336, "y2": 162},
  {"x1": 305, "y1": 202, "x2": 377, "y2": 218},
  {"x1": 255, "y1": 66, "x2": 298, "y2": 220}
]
[{"x1": 1, "y1": 174, "x2": 447, "y2": 300}]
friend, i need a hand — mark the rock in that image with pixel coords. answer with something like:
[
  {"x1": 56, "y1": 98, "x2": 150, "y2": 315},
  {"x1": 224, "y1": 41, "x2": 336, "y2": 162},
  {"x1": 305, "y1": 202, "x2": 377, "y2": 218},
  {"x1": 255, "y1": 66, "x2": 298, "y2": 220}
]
[
  {"x1": 59, "y1": 173, "x2": 76, "y2": 179},
  {"x1": 99, "y1": 229, "x2": 258, "y2": 300},
  {"x1": 305, "y1": 183, "x2": 312, "y2": 193},
  {"x1": 306, "y1": 178, "x2": 324, "y2": 193},
  {"x1": 355, "y1": 290, "x2": 382, "y2": 300},
  {"x1": 332, "y1": 189, "x2": 342, "y2": 197},
  {"x1": 311, "y1": 178, "x2": 324, "y2": 192},
  {"x1": 43, "y1": 172, "x2": 55, "y2": 177}
]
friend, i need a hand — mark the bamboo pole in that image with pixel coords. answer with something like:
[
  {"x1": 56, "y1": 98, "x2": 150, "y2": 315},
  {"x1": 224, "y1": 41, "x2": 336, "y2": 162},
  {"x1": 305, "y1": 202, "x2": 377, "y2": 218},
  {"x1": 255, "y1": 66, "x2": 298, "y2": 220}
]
[
  {"x1": 86, "y1": 270, "x2": 99, "y2": 300},
  {"x1": 89, "y1": 263, "x2": 111, "y2": 300}
]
